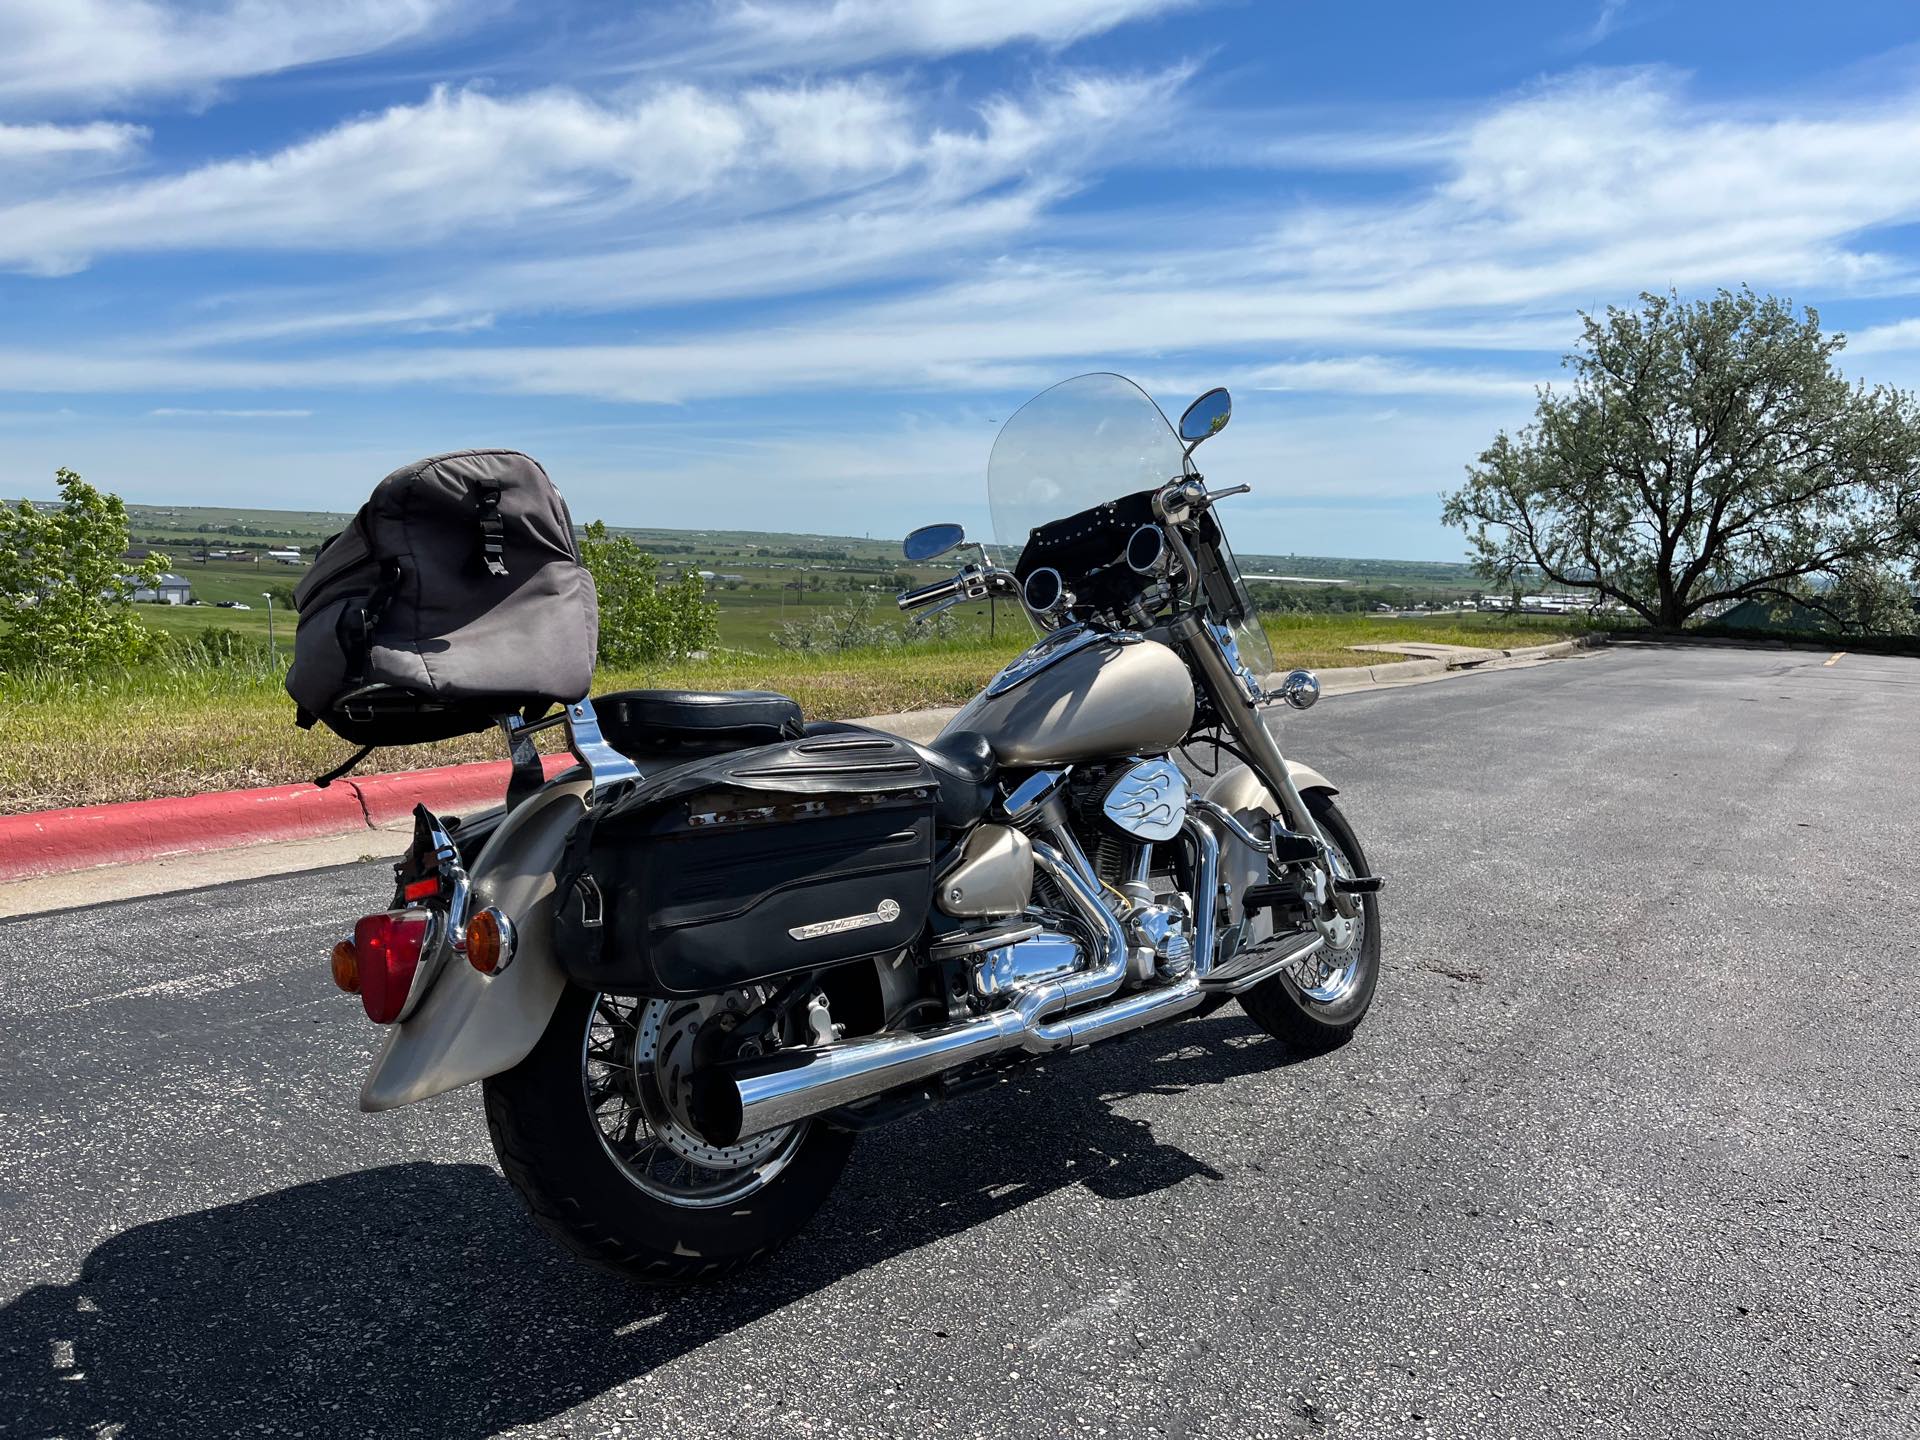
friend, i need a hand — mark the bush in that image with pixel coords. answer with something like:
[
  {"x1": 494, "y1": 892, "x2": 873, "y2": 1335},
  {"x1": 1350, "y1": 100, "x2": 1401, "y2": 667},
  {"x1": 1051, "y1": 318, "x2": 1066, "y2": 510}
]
[
  {"x1": 770, "y1": 592, "x2": 981, "y2": 652},
  {"x1": 579, "y1": 521, "x2": 719, "y2": 665}
]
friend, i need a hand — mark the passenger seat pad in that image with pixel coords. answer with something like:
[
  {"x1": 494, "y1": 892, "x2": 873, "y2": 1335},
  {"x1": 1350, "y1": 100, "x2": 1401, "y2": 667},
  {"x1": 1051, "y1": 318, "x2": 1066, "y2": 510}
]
[{"x1": 596, "y1": 689, "x2": 804, "y2": 752}]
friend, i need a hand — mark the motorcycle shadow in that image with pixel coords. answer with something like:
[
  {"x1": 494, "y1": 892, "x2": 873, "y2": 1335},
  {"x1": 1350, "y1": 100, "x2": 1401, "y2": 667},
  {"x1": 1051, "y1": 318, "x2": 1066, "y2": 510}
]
[{"x1": 0, "y1": 1011, "x2": 1298, "y2": 1439}]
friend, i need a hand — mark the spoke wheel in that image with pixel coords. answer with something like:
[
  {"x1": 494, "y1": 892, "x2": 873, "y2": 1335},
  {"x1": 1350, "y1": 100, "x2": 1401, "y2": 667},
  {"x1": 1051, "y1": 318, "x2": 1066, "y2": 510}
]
[
  {"x1": 1293, "y1": 834, "x2": 1368, "y2": 1005},
  {"x1": 1238, "y1": 791, "x2": 1381, "y2": 1053},
  {"x1": 581, "y1": 991, "x2": 808, "y2": 1210},
  {"x1": 486, "y1": 986, "x2": 856, "y2": 1283}
]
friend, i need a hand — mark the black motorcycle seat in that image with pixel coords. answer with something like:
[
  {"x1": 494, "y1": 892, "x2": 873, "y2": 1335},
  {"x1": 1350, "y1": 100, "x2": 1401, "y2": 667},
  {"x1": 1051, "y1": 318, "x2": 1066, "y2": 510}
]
[
  {"x1": 596, "y1": 689, "x2": 804, "y2": 753},
  {"x1": 804, "y1": 722, "x2": 997, "y2": 827}
]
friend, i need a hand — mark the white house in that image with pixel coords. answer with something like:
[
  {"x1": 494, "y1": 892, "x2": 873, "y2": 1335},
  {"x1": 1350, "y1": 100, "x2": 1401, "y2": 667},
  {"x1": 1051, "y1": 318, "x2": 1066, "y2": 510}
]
[
  {"x1": 132, "y1": 573, "x2": 193, "y2": 605},
  {"x1": 267, "y1": 548, "x2": 303, "y2": 564}
]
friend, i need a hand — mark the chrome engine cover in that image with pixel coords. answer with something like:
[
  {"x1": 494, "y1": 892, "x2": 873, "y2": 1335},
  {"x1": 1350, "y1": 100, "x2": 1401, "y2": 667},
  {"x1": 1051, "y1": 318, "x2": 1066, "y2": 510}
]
[
  {"x1": 1099, "y1": 759, "x2": 1188, "y2": 842},
  {"x1": 968, "y1": 931, "x2": 1084, "y2": 999}
]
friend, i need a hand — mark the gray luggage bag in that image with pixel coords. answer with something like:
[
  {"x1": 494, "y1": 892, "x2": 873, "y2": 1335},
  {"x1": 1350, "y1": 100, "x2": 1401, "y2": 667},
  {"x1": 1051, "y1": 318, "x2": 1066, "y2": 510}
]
[{"x1": 287, "y1": 449, "x2": 598, "y2": 749}]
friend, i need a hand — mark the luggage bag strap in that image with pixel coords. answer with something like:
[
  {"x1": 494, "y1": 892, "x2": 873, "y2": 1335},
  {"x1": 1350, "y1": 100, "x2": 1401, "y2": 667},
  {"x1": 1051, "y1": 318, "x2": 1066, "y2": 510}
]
[
  {"x1": 476, "y1": 485, "x2": 509, "y2": 577},
  {"x1": 337, "y1": 558, "x2": 406, "y2": 685}
]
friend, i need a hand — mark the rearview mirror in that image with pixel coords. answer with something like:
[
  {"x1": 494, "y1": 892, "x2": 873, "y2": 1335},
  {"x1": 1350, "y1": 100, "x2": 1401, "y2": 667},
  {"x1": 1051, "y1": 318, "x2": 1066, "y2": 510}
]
[
  {"x1": 903, "y1": 522, "x2": 966, "y2": 562},
  {"x1": 1178, "y1": 388, "x2": 1231, "y2": 448}
]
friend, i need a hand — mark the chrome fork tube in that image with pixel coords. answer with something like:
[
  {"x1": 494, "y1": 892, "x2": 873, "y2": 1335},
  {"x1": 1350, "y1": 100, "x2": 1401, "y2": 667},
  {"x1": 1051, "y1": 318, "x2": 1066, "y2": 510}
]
[{"x1": 1175, "y1": 613, "x2": 1328, "y2": 849}]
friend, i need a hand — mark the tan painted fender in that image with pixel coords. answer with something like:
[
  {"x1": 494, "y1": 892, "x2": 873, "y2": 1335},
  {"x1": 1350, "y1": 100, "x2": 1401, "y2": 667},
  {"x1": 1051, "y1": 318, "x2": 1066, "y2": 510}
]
[
  {"x1": 1203, "y1": 758, "x2": 1337, "y2": 815},
  {"x1": 359, "y1": 778, "x2": 591, "y2": 1112}
]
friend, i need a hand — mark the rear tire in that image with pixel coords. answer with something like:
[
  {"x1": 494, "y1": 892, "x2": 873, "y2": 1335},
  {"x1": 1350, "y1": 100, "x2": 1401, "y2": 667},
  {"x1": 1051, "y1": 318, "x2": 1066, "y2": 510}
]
[
  {"x1": 483, "y1": 985, "x2": 854, "y2": 1284},
  {"x1": 1238, "y1": 791, "x2": 1381, "y2": 1054}
]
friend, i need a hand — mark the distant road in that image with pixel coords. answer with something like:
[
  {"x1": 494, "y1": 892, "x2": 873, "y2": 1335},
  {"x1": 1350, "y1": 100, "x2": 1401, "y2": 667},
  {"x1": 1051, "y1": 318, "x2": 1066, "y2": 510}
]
[{"x1": 2, "y1": 643, "x2": 1915, "y2": 1437}]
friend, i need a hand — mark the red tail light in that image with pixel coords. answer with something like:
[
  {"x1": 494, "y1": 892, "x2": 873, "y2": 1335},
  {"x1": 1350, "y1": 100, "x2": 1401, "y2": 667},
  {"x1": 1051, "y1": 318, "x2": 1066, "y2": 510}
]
[{"x1": 353, "y1": 911, "x2": 433, "y2": 1024}]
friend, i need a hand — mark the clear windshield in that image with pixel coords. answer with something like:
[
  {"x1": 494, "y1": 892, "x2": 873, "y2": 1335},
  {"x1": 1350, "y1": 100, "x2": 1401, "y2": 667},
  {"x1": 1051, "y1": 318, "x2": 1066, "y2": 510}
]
[
  {"x1": 987, "y1": 372, "x2": 1276, "y2": 678},
  {"x1": 988, "y1": 373, "x2": 1186, "y2": 559}
]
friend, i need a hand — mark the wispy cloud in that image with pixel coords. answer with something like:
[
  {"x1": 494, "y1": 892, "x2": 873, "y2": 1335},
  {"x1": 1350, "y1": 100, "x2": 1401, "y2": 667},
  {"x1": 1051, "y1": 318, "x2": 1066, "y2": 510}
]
[
  {"x1": 0, "y1": 0, "x2": 467, "y2": 111},
  {"x1": 0, "y1": 69, "x2": 1169, "y2": 276},
  {"x1": 11, "y1": 70, "x2": 1920, "y2": 412},
  {"x1": 1572, "y1": 0, "x2": 1629, "y2": 50},
  {"x1": 0, "y1": 119, "x2": 146, "y2": 164},
  {"x1": 650, "y1": 0, "x2": 1199, "y2": 70},
  {"x1": 148, "y1": 407, "x2": 314, "y2": 418}
]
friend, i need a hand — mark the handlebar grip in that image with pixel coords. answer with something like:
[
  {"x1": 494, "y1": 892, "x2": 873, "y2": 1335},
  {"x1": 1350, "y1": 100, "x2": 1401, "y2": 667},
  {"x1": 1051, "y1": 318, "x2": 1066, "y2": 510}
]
[{"x1": 897, "y1": 576, "x2": 962, "y2": 611}]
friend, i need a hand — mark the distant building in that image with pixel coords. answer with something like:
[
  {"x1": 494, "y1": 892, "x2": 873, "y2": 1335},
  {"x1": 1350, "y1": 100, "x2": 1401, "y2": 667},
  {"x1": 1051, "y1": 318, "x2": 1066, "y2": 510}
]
[
  {"x1": 132, "y1": 573, "x2": 193, "y2": 605},
  {"x1": 267, "y1": 548, "x2": 303, "y2": 564}
]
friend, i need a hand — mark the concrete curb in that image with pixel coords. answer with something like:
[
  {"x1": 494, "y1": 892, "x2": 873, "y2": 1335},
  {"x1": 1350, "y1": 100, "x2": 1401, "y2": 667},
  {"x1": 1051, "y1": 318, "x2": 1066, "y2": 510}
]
[{"x1": 0, "y1": 752, "x2": 574, "y2": 884}]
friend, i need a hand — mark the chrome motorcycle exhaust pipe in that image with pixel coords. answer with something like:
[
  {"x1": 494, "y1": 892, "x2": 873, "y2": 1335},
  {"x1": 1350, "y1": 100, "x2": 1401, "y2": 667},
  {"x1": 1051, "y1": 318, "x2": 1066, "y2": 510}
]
[
  {"x1": 698, "y1": 820, "x2": 1220, "y2": 1144},
  {"x1": 694, "y1": 1008, "x2": 1028, "y2": 1146}
]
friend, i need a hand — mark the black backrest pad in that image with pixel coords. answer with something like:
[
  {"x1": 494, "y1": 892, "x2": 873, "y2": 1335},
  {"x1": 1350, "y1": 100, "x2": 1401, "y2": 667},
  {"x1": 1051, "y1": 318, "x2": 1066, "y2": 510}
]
[{"x1": 596, "y1": 689, "x2": 803, "y2": 755}]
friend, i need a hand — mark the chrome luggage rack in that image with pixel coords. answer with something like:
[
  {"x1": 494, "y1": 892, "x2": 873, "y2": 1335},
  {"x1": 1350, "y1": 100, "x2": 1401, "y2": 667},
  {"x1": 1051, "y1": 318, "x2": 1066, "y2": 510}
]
[{"x1": 498, "y1": 696, "x2": 640, "y2": 811}]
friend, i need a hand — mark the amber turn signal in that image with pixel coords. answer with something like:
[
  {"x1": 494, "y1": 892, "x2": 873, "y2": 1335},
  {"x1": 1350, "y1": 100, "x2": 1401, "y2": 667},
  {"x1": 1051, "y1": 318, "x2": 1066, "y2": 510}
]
[
  {"x1": 466, "y1": 907, "x2": 515, "y2": 975},
  {"x1": 330, "y1": 939, "x2": 361, "y2": 994}
]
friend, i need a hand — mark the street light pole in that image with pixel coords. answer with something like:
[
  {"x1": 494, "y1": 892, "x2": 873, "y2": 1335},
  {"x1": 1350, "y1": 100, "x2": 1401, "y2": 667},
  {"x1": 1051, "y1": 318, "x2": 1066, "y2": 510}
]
[{"x1": 261, "y1": 592, "x2": 276, "y2": 657}]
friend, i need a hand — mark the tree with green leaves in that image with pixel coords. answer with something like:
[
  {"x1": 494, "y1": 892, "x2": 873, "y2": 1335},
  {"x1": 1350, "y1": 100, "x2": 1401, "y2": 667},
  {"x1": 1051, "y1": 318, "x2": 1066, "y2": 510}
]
[
  {"x1": 578, "y1": 520, "x2": 718, "y2": 666},
  {"x1": 1443, "y1": 288, "x2": 1920, "y2": 629},
  {"x1": 0, "y1": 469, "x2": 166, "y2": 673}
]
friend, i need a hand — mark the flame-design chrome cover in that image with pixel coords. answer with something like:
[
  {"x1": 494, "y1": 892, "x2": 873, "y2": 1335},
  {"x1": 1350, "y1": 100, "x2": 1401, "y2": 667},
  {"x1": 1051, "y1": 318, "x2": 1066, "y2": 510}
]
[{"x1": 1100, "y1": 759, "x2": 1189, "y2": 842}]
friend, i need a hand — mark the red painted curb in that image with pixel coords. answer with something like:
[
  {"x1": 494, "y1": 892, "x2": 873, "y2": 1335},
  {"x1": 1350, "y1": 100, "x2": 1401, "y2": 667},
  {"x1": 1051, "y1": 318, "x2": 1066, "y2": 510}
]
[
  {"x1": 0, "y1": 753, "x2": 578, "y2": 884},
  {"x1": 0, "y1": 782, "x2": 367, "y2": 883},
  {"x1": 351, "y1": 754, "x2": 576, "y2": 828}
]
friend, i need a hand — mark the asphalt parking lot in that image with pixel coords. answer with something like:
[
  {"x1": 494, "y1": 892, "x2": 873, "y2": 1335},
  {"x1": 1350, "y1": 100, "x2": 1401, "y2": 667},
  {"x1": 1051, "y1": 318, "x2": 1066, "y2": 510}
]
[{"x1": 1, "y1": 642, "x2": 1915, "y2": 1438}]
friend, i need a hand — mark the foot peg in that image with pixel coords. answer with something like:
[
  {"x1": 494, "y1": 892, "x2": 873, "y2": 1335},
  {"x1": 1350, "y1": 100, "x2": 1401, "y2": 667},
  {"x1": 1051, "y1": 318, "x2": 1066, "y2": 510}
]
[
  {"x1": 1268, "y1": 833, "x2": 1321, "y2": 865},
  {"x1": 1333, "y1": 874, "x2": 1385, "y2": 894},
  {"x1": 1242, "y1": 881, "x2": 1300, "y2": 918}
]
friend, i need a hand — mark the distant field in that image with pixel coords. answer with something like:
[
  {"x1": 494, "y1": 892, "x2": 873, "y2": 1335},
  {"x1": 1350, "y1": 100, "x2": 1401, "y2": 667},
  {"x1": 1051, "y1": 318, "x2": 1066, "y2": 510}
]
[
  {"x1": 1, "y1": 612, "x2": 1585, "y2": 814},
  {"x1": 109, "y1": 503, "x2": 1511, "y2": 656}
]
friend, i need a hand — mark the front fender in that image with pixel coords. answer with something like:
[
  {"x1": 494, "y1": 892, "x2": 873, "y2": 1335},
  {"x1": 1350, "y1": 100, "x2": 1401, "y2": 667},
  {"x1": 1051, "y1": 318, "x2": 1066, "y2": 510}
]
[
  {"x1": 358, "y1": 778, "x2": 589, "y2": 1112},
  {"x1": 1203, "y1": 758, "x2": 1336, "y2": 815}
]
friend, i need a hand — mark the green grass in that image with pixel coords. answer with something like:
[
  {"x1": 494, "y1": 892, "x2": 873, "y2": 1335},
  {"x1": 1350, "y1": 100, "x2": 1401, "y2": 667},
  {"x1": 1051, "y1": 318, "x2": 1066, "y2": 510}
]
[{"x1": 1, "y1": 612, "x2": 1584, "y2": 814}]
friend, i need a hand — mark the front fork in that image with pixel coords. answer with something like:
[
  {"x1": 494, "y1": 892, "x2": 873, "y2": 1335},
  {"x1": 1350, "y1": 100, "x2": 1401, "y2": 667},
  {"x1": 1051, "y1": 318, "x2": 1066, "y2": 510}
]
[{"x1": 1168, "y1": 612, "x2": 1362, "y2": 922}]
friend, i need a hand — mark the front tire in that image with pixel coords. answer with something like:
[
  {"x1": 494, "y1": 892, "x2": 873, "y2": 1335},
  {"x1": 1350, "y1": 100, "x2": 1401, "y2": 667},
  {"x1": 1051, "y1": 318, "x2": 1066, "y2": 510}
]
[
  {"x1": 483, "y1": 985, "x2": 854, "y2": 1284},
  {"x1": 1238, "y1": 791, "x2": 1381, "y2": 1053}
]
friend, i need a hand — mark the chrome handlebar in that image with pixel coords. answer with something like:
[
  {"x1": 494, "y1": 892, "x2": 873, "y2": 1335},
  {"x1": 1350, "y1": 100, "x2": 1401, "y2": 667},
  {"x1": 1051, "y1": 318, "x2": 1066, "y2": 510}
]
[
  {"x1": 897, "y1": 562, "x2": 1019, "y2": 613},
  {"x1": 896, "y1": 575, "x2": 963, "y2": 611}
]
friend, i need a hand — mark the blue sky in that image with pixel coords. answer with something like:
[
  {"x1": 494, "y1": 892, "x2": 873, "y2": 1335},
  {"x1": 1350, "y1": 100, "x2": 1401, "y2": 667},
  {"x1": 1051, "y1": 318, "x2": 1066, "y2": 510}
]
[{"x1": 3, "y1": 0, "x2": 1920, "y2": 559}]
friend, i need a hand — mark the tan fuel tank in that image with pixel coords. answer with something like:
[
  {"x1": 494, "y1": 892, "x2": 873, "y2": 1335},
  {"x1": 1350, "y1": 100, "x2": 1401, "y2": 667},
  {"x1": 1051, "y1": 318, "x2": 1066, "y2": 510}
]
[{"x1": 939, "y1": 635, "x2": 1195, "y2": 766}]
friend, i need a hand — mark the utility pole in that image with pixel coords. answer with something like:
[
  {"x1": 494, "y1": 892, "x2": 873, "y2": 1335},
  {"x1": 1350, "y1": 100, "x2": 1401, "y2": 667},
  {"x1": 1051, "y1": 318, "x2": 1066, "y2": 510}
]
[{"x1": 262, "y1": 592, "x2": 276, "y2": 657}]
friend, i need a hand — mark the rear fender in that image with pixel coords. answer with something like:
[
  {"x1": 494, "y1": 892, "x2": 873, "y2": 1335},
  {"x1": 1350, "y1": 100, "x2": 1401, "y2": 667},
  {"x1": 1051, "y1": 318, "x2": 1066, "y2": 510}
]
[{"x1": 358, "y1": 778, "x2": 590, "y2": 1112}]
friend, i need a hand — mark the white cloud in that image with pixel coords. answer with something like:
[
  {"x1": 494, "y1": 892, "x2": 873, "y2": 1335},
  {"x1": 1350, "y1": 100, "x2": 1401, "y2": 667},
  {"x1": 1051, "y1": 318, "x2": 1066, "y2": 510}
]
[
  {"x1": 0, "y1": 120, "x2": 146, "y2": 164},
  {"x1": 0, "y1": 70, "x2": 1164, "y2": 275},
  {"x1": 9, "y1": 68, "x2": 1920, "y2": 423},
  {"x1": 148, "y1": 407, "x2": 314, "y2": 418},
  {"x1": 668, "y1": 0, "x2": 1197, "y2": 69},
  {"x1": 1244, "y1": 358, "x2": 1544, "y2": 399},
  {"x1": 1844, "y1": 317, "x2": 1920, "y2": 354},
  {"x1": 1573, "y1": 0, "x2": 1628, "y2": 50},
  {"x1": 0, "y1": 0, "x2": 460, "y2": 110}
]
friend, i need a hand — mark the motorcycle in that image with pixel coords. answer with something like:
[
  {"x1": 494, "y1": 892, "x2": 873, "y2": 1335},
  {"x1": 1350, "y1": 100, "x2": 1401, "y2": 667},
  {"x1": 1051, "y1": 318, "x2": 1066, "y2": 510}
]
[{"x1": 325, "y1": 372, "x2": 1383, "y2": 1282}]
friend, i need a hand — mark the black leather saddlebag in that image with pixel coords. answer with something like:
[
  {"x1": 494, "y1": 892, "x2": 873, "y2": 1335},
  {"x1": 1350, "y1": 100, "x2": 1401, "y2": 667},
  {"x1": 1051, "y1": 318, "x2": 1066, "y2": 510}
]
[{"x1": 553, "y1": 731, "x2": 937, "y2": 997}]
